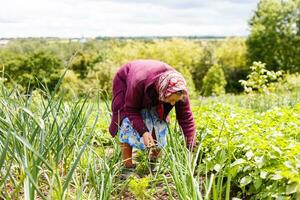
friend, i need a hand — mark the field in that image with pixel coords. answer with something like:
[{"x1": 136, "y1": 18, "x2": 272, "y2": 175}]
[
  {"x1": 0, "y1": 81, "x2": 299, "y2": 200},
  {"x1": 1, "y1": 0, "x2": 300, "y2": 199}
]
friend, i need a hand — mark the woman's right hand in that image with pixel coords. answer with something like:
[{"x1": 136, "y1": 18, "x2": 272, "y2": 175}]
[{"x1": 142, "y1": 132, "x2": 155, "y2": 148}]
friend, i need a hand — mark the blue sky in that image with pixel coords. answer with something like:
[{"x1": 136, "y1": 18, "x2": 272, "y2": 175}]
[{"x1": 0, "y1": 0, "x2": 259, "y2": 38}]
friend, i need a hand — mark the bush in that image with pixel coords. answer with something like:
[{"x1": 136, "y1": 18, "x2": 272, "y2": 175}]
[{"x1": 239, "y1": 61, "x2": 283, "y2": 94}]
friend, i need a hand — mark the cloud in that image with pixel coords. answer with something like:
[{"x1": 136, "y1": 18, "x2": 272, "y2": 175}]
[
  {"x1": 0, "y1": 17, "x2": 23, "y2": 24},
  {"x1": 100, "y1": 0, "x2": 209, "y2": 9},
  {"x1": 101, "y1": 0, "x2": 257, "y2": 9},
  {"x1": 0, "y1": 0, "x2": 259, "y2": 37}
]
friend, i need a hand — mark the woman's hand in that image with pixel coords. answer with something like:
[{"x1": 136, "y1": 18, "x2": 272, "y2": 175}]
[{"x1": 142, "y1": 132, "x2": 155, "y2": 148}]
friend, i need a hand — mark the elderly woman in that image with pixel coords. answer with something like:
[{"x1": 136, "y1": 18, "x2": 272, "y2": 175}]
[{"x1": 109, "y1": 60, "x2": 196, "y2": 168}]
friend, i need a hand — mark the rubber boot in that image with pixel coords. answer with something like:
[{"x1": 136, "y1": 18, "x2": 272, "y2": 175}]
[{"x1": 120, "y1": 143, "x2": 135, "y2": 168}]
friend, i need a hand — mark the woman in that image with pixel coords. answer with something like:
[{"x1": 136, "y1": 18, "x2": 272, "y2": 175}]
[{"x1": 109, "y1": 60, "x2": 196, "y2": 168}]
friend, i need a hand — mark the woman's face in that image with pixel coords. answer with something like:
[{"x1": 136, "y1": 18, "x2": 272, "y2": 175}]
[{"x1": 163, "y1": 93, "x2": 183, "y2": 106}]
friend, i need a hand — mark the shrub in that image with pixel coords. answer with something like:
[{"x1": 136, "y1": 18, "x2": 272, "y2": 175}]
[{"x1": 239, "y1": 61, "x2": 283, "y2": 94}]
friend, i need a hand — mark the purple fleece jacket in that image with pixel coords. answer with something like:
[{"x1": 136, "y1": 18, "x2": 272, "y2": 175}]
[{"x1": 108, "y1": 60, "x2": 196, "y2": 147}]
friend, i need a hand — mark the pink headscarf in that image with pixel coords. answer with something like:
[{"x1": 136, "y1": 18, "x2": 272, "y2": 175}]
[{"x1": 156, "y1": 70, "x2": 187, "y2": 101}]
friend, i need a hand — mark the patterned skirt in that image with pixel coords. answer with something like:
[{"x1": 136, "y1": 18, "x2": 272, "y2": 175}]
[{"x1": 118, "y1": 108, "x2": 168, "y2": 150}]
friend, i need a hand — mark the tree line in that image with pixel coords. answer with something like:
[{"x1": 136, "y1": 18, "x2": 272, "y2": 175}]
[{"x1": 0, "y1": 0, "x2": 299, "y2": 98}]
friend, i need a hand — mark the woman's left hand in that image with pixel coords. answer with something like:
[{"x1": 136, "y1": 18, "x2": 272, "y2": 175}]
[{"x1": 142, "y1": 132, "x2": 155, "y2": 148}]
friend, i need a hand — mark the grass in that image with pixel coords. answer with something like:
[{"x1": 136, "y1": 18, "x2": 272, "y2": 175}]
[{"x1": 0, "y1": 84, "x2": 121, "y2": 199}]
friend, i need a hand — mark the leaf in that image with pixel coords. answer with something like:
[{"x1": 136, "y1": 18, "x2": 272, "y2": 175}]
[
  {"x1": 270, "y1": 174, "x2": 282, "y2": 180},
  {"x1": 213, "y1": 164, "x2": 222, "y2": 172},
  {"x1": 254, "y1": 156, "x2": 264, "y2": 168},
  {"x1": 22, "y1": 107, "x2": 34, "y2": 118},
  {"x1": 245, "y1": 150, "x2": 254, "y2": 160},
  {"x1": 240, "y1": 176, "x2": 252, "y2": 187},
  {"x1": 260, "y1": 171, "x2": 268, "y2": 179},
  {"x1": 254, "y1": 178, "x2": 262, "y2": 190},
  {"x1": 286, "y1": 182, "x2": 298, "y2": 195},
  {"x1": 230, "y1": 159, "x2": 246, "y2": 167},
  {"x1": 21, "y1": 107, "x2": 45, "y2": 130},
  {"x1": 296, "y1": 161, "x2": 300, "y2": 169},
  {"x1": 284, "y1": 161, "x2": 293, "y2": 169},
  {"x1": 272, "y1": 145, "x2": 282, "y2": 155}
]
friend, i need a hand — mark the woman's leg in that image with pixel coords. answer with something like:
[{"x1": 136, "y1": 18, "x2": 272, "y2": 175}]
[
  {"x1": 120, "y1": 143, "x2": 135, "y2": 168},
  {"x1": 118, "y1": 117, "x2": 145, "y2": 168}
]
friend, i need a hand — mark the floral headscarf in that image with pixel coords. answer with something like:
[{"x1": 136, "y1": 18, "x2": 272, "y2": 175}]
[{"x1": 156, "y1": 70, "x2": 187, "y2": 101}]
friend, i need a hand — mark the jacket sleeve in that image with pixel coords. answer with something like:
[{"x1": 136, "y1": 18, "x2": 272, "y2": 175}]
[
  {"x1": 124, "y1": 80, "x2": 148, "y2": 136},
  {"x1": 175, "y1": 95, "x2": 196, "y2": 149}
]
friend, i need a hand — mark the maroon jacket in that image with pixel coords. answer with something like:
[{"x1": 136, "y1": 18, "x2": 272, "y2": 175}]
[{"x1": 109, "y1": 60, "x2": 196, "y2": 147}]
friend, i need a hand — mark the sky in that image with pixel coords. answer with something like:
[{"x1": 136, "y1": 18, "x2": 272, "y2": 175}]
[{"x1": 0, "y1": 0, "x2": 259, "y2": 38}]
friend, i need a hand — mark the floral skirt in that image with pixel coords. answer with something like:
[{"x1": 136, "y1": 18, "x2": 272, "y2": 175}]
[{"x1": 118, "y1": 108, "x2": 168, "y2": 150}]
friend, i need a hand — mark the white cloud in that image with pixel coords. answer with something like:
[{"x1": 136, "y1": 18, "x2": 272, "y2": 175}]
[{"x1": 0, "y1": 0, "x2": 259, "y2": 37}]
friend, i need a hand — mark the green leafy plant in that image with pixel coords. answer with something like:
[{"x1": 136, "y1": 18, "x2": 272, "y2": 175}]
[
  {"x1": 239, "y1": 61, "x2": 283, "y2": 93},
  {"x1": 128, "y1": 176, "x2": 151, "y2": 200}
]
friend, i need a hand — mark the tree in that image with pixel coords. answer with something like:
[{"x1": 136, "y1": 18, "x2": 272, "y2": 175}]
[
  {"x1": 202, "y1": 64, "x2": 227, "y2": 96},
  {"x1": 191, "y1": 42, "x2": 217, "y2": 93},
  {"x1": 70, "y1": 52, "x2": 94, "y2": 79},
  {"x1": 247, "y1": 0, "x2": 300, "y2": 73},
  {"x1": 216, "y1": 38, "x2": 249, "y2": 93},
  {"x1": 1, "y1": 50, "x2": 62, "y2": 92}
]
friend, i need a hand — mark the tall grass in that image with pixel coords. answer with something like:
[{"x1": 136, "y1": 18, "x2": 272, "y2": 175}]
[
  {"x1": 0, "y1": 80, "x2": 122, "y2": 199},
  {"x1": 162, "y1": 125, "x2": 232, "y2": 200}
]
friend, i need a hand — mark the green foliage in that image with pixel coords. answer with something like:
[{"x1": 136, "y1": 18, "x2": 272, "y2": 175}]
[
  {"x1": 260, "y1": 72, "x2": 300, "y2": 95},
  {"x1": 0, "y1": 49, "x2": 62, "y2": 92},
  {"x1": 202, "y1": 64, "x2": 227, "y2": 96},
  {"x1": 191, "y1": 41, "x2": 218, "y2": 92},
  {"x1": 1, "y1": 36, "x2": 299, "y2": 98},
  {"x1": 247, "y1": 0, "x2": 300, "y2": 72},
  {"x1": 216, "y1": 38, "x2": 249, "y2": 93},
  {"x1": 86, "y1": 60, "x2": 115, "y2": 97},
  {"x1": 128, "y1": 176, "x2": 150, "y2": 200},
  {"x1": 239, "y1": 61, "x2": 283, "y2": 93},
  {"x1": 70, "y1": 52, "x2": 94, "y2": 79},
  {"x1": 281, "y1": 73, "x2": 300, "y2": 92},
  {"x1": 196, "y1": 102, "x2": 300, "y2": 199},
  {"x1": 135, "y1": 150, "x2": 151, "y2": 176},
  {"x1": 60, "y1": 70, "x2": 88, "y2": 99}
]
